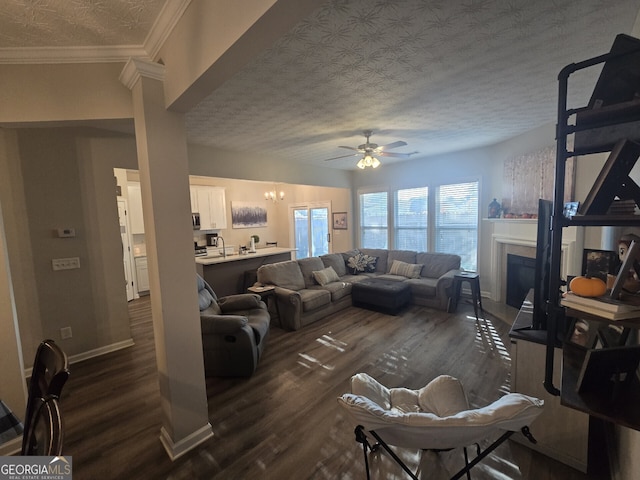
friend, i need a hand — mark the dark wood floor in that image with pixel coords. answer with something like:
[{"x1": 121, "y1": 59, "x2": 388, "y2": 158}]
[{"x1": 61, "y1": 297, "x2": 601, "y2": 479}]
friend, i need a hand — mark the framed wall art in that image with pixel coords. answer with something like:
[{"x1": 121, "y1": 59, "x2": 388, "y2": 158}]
[
  {"x1": 332, "y1": 212, "x2": 347, "y2": 230},
  {"x1": 231, "y1": 201, "x2": 267, "y2": 228}
]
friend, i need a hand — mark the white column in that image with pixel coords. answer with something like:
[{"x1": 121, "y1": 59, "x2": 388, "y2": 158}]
[
  {"x1": 0, "y1": 202, "x2": 27, "y2": 455},
  {"x1": 120, "y1": 59, "x2": 213, "y2": 460}
]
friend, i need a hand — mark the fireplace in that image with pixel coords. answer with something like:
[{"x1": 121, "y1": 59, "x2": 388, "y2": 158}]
[
  {"x1": 506, "y1": 254, "x2": 536, "y2": 308},
  {"x1": 489, "y1": 219, "x2": 580, "y2": 304}
]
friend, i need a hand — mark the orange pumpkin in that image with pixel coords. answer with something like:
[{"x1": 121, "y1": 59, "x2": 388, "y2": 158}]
[{"x1": 569, "y1": 276, "x2": 607, "y2": 297}]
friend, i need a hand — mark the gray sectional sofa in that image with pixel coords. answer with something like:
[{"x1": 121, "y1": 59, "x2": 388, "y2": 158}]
[{"x1": 255, "y1": 248, "x2": 461, "y2": 331}]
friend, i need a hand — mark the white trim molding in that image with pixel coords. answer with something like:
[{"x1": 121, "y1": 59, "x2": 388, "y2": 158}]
[
  {"x1": 23, "y1": 338, "x2": 135, "y2": 378},
  {"x1": 120, "y1": 58, "x2": 166, "y2": 90},
  {"x1": 160, "y1": 424, "x2": 214, "y2": 461}
]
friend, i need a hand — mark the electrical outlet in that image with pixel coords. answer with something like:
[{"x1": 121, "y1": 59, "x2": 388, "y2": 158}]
[
  {"x1": 60, "y1": 326, "x2": 72, "y2": 339},
  {"x1": 52, "y1": 257, "x2": 80, "y2": 271}
]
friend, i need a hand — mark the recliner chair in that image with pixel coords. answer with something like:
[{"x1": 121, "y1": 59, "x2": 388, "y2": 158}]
[{"x1": 198, "y1": 274, "x2": 270, "y2": 377}]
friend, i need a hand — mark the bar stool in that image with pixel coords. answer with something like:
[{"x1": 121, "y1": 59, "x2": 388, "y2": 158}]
[{"x1": 451, "y1": 272, "x2": 484, "y2": 320}]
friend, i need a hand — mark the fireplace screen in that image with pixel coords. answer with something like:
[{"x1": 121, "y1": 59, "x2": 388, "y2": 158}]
[{"x1": 506, "y1": 254, "x2": 536, "y2": 308}]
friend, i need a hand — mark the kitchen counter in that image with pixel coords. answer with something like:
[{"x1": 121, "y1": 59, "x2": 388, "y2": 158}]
[
  {"x1": 195, "y1": 247, "x2": 295, "y2": 297},
  {"x1": 195, "y1": 247, "x2": 295, "y2": 265}
]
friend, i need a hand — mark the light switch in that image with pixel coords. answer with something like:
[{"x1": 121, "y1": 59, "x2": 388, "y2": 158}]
[{"x1": 52, "y1": 257, "x2": 80, "y2": 271}]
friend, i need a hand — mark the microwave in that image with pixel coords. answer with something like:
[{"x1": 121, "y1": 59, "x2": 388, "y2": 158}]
[{"x1": 192, "y1": 212, "x2": 201, "y2": 230}]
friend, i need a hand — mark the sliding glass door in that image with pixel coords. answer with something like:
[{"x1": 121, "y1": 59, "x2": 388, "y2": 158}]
[{"x1": 291, "y1": 204, "x2": 330, "y2": 258}]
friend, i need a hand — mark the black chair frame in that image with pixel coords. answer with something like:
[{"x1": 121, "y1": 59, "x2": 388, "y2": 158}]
[
  {"x1": 22, "y1": 395, "x2": 63, "y2": 456},
  {"x1": 21, "y1": 339, "x2": 69, "y2": 455},
  {"x1": 353, "y1": 424, "x2": 537, "y2": 480}
]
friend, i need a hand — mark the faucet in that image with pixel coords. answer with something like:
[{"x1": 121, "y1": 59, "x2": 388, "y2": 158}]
[{"x1": 217, "y1": 236, "x2": 226, "y2": 257}]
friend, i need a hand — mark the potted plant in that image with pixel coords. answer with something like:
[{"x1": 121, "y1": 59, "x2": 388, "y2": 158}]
[{"x1": 250, "y1": 235, "x2": 259, "y2": 252}]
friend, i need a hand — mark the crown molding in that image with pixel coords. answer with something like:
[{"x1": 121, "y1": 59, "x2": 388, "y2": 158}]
[
  {"x1": 145, "y1": 0, "x2": 192, "y2": 61},
  {"x1": 0, "y1": 45, "x2": 150, "y2": 65},
  {"x1": 120, "y1": 58, "x2": 166, "y2": 90}
]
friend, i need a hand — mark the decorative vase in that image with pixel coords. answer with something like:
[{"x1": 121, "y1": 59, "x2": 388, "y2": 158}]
[{"x1": 488, "y1": 198, "x2": 501, "y2": 218}]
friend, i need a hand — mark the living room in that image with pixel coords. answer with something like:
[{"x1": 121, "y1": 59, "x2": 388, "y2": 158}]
[{"x1": 2, "y1": 1, "x2": 640, "y2": 478}]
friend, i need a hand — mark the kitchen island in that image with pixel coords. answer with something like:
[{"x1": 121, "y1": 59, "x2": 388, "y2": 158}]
[{"x1": 195, "y1": 247, "x2": 295, "y2": 297}]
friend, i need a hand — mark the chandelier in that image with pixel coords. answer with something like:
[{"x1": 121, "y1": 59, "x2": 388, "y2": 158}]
[
  {"x1": 264, "y1": 189, "x2": 285, "y2": 202},
  {"x1": 356, "y1": 154, "x2": 381, "y2": 169}
]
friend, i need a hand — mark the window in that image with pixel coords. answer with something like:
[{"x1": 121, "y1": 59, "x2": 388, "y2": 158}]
[
  {"x1": 435, "y1": 182, "x2": 479, "y2": 271},
  {"x1": 358, "y1": 182, "x2": 479, "y2": 271},
  {"x1": 395, "y1": 187, "x2": 428, "y2": 251},
  {"x1": 359, "y1": 191, "x2": 388, "y2": 248}
]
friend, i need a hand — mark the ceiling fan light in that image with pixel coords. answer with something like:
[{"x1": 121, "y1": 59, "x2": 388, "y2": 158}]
[
  {"x1": 364, "y1": 155, "x2": 373, "y2": 166},
  {"x1": 356, "y1": 158, "x2": 366, "y2": 169},
  {"x1": 371, "y1": 157, "x2": 381, "y2": 168}
]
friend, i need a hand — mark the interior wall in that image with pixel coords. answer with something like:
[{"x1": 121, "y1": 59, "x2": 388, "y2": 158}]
[
  {"x1": 4, "y1": 129, "x2": 137, "y2": 361},
  {"x1": 187, "y1": 143, "x2": 353, "y2": 189},
  {"x1": 16, "y1": 128, "x2": 98, "y2": 355},
  {"x1": 76, "y1": 136, "x2": 138, "y2": 345},
  {"x1": 0, "y1": 129, "x2": 29, "y2": 424},
  {"x1": 0, "y1": 63, "x2": 131, "y2": 123},
  {"x1": 0, "y1": 129, "x2": 41, "y2": 364}
]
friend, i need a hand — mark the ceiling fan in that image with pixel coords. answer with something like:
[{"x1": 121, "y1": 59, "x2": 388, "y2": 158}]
[{"x1": 324, "y1": 130, "x2": 417, "y2": 168}]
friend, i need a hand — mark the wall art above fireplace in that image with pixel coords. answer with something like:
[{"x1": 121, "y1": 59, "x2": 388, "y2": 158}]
[{"x1": 502, "y1": 145, "x2": 575, "y2": 216}]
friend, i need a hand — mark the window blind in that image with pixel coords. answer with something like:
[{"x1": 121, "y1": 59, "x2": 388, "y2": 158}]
[
  {"x1": 395, "y1": 187, "x2": 428, "y2": 251},
  {"x1": 435, "y1": 181, "x2": 479, "y2": 271},
  {"x1": 360, "y1": 191, "x2": 388, "y2": 248}
]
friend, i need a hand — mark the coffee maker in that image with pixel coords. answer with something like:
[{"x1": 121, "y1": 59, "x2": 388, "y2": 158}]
[{"x1": 206, "y1": 233, "x2": 218, "y2": 247}]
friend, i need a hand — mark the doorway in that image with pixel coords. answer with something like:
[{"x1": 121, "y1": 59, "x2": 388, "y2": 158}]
[
  {"x1": 290, "y1": 203, "x2": 331, "y2": 258},
  {"x1": 117, "y1": 199, "x2": 136, "y2": 301}
]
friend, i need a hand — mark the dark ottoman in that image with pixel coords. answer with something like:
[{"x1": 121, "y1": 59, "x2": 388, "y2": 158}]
[{"x1": 351, "y1": 278, "x2": 411, "y2": 315}]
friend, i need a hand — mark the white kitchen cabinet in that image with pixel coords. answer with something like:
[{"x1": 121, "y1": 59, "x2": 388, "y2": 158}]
[
  {"x1": 208, "y1": 186, "x2": 227, "y2": 229},
  {"x1": 135, "y1": 256, "x2": 149, "y2": 293},
  {"x1": 191, "y1": 186, "x2": 227, "y2": 230},
  {"x1": 190, "y1": 186, "x2": 199, "y2": 213},
  {"x1": 127, "y1": 183, "x2": 145, "y2": 234}
]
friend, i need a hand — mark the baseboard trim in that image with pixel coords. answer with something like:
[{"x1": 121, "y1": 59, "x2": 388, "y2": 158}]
[
  {"x1": 68, "y1": 338, "x2": 135, "y2": 365},
  {"x1": 24, "y1": 338, "x2": 135, "y2": 377},
  {"x1": 159, "y1": 424, "x2": 214, "y2": 461}
]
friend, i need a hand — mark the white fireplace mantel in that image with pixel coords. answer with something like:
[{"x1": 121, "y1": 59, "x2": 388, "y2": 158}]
[{"x1": 487, "y1": 221, "x2": 584, "y2": 303}]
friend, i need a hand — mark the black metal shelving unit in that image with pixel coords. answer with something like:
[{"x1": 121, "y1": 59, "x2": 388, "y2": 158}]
[{"x1": 544, "y1": 36, "x2": 640, "y2": 431}]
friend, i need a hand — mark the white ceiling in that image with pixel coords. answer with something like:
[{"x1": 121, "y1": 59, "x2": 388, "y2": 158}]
[{"x1": 2, "y1": 0, "x2": 640, "y2": 170}]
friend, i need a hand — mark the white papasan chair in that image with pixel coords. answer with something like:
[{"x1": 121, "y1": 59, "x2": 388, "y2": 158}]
[{"x1": 337, "y1": 373, "x2": 544, "y2": 480}]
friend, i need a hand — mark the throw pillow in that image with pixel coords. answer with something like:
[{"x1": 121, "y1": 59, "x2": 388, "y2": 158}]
[
  {"x1": 389, "y1": 260, "x2": 423, "y2": 279},
  {"x1": 218, "y1": 294, "x2": 262, "y2": 312},
  {"x1": 347, "y1": 253, "x2": 378, "y2": 274},
  {"x1": 312, "y1": 266, "x2": 340, "y2": 286},
  {"x1": 418, "y1": 375, "x2": 469, "y2": 416}
]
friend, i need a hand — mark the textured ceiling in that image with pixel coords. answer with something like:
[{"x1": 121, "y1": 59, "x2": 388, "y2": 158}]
[
  {"x1": 0, "y1": 0, "x2": 166, "y2": 47},
  {"x1": 2, "y1": 0, "x2": 640, "y2": 170}
]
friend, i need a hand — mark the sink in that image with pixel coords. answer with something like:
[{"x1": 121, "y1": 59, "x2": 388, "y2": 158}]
[{"x1": 205, "y1": 252, "x2": 236, "y2": 258}]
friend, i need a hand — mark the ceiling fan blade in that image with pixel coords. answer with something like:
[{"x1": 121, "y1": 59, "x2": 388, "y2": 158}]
[
  {"x1": 378, "y1": 140, "x2": 407, "y2": 150},
  {"x1": 338, "y1": 145, "x2": 360, "y2": 151},
  {"x1": 378, "y1": 151, "x2": 418, "y2": 158},
  {"x1": 324, "y1": 153, "x2": 359, "y2": 161}
]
